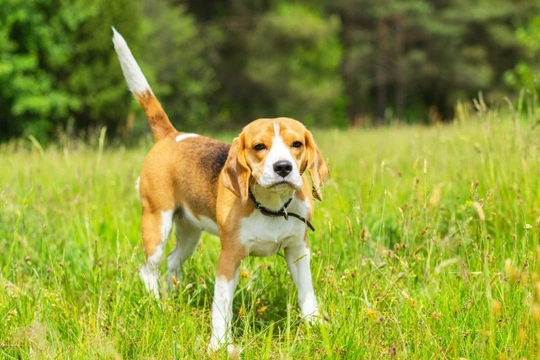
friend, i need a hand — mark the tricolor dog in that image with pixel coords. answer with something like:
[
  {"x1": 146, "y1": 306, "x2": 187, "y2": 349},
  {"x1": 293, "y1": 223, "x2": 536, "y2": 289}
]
[{"x1": 112, "y1": 28, "x2": 328, "y2": 351}]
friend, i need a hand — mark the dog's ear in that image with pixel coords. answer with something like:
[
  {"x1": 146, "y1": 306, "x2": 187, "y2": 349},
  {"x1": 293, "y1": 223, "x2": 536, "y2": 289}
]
[
  {"x1": 222, "y1": 134, "x2": 251, "y2": 203},
  {"x1": 304, "y1": 130, "x2": 328, "y2": 201}
]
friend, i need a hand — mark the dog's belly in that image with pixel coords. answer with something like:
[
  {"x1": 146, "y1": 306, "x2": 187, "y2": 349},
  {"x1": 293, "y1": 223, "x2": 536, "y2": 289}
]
[
  {"x1": 199, "y1": 216, "x2": 220, "y2": 236},
  {"x1": 182, "y1": 205, "x2": 220, "y2": 236},
  {"x1": 239, "y1": 212, "x2": 307, "y2": 257}
]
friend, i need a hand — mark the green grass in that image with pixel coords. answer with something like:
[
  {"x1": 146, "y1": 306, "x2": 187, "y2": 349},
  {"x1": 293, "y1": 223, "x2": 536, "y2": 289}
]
[{"x1": 2, "y1": 108, "x2": 540, "y2": 359}]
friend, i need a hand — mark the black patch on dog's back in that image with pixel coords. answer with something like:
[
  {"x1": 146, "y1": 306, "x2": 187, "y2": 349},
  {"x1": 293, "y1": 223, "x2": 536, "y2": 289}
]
[{"x1": 198, "y1": 141, "x2": 231, "y2": 181}]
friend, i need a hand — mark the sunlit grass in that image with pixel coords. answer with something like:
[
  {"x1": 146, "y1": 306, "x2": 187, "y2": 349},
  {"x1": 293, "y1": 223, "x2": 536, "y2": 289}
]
[{"x1": 1, "y1": 107, "x2": 540, "y2": 358}]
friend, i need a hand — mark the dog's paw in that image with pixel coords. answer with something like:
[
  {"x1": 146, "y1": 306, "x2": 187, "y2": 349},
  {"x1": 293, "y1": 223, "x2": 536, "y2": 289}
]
[
  {"x1": 228, "y1": 345, "x2": 242, "y2": 358},
  {"x1": 207, "y1": 336, "x2": 226, "y2": 353},
  {"x1": 207, "y1": 340, "x2": 241, "y2": 357},
  {"x1": 304, "y1": 312, "x2": 322, "y2": 324},
  {"x1": 303, "y1": 311, "x2": 330, "y2": 326}
]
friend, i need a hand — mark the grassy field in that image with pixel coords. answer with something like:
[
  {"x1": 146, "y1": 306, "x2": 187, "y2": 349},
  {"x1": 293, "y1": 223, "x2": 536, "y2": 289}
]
[{"x1": 2, "y1": 107, "x2": 540, "y2": 359}]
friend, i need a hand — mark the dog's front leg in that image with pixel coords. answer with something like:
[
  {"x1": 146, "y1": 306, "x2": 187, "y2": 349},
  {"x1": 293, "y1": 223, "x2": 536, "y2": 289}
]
[
  {"x1": 209, "y1": 249, "x2": 243, "y2": 352},
  {"x1": 285, "y1": 242, "x2": 320, "y2": 321}
]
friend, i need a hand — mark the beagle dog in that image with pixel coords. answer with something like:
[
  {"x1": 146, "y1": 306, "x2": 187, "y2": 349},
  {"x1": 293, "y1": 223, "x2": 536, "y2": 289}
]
[{"x1": 112, "y1": 29, "x2": 328, "y2": 351}]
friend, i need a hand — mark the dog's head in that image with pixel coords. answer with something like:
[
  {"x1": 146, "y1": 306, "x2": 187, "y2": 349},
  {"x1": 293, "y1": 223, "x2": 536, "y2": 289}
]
[{"x1": 222, "y1": 117, "x2": 328, "y2": 203}]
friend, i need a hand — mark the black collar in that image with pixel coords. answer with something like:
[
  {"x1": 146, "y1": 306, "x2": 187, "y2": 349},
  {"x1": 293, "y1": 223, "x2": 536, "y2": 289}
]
[{"x1": 249, "y1": 191, "x2": 315, "y2": 232}]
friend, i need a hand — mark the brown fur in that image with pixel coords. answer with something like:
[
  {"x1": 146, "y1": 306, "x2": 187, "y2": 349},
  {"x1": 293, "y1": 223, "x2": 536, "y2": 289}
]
[
  {"x1": 113, "y1": 28, "x2": 328, "y2": 349},
  {"x1": 135, "y1": 91, "x2": 327, "y2": 281},
  {"x1": 136, "y1": 90, "x2": 175, "y2": 142}
]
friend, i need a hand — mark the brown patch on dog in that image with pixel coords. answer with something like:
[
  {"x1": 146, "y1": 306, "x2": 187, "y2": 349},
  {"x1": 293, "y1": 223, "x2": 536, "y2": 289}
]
[{"x1": 135, "y1": 90, "x2": 175, "y2": 142}]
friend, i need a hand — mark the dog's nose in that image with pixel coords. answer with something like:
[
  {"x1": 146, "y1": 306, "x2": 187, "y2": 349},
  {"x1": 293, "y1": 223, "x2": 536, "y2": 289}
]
[{"x1": 273, "y1": 160, "x2": 293, "y2": 178}]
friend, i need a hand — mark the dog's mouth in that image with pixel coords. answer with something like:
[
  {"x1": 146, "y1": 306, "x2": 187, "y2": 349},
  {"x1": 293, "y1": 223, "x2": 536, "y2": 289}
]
[
  {"x1": 254, "y1": 171, "x2": 302, "y2": 191},
  {"x1": 268, "y1": 181, "x2": 297, "y2": 190}
]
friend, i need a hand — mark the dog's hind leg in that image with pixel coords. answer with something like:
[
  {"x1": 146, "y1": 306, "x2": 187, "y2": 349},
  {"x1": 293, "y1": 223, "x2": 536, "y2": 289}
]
[
  {"x1": 167, "y1": 216, "x2": 202, "y2": 290},
  {"x1": 140, "y1": 209, "x2": 174, "y2": 298}
]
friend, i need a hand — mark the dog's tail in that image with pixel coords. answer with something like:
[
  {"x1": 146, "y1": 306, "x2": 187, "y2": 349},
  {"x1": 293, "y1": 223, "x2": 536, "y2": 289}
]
[{"x1": 112, "y1": 28, "x2": 175, "y2": 142}]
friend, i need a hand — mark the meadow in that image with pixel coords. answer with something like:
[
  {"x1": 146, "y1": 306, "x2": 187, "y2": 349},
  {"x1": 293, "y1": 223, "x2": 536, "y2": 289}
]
[{"x1": 1, "y1": 104, "x2": 540, "y2": 359}]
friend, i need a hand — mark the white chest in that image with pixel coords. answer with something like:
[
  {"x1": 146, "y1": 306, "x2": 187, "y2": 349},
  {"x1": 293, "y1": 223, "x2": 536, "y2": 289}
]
[{"x1": 239, "y1": 203, "x2": 309, "y2": 257}]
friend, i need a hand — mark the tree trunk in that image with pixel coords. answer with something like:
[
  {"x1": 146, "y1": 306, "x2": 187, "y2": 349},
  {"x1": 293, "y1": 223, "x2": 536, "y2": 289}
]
[
  {"x1": 394, "y1": 14, "x2": 406, "y2": 121},
  {"x1": 341, "y1": 13, "x2": 362, "y2": 127},
  {"x1": 375, "y1": 17, "x2": 388, "y2": 126}
]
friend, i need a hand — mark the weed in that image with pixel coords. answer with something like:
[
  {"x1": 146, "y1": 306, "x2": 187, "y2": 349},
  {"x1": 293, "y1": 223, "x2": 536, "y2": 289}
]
[{"x1": 1, "y1": 113, "x2": 540, "y2": 358}]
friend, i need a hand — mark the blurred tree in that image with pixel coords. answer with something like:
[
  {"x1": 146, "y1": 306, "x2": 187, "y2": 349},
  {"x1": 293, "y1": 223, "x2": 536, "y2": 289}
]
[
  {"x1": 244, "y1": 3, "x2": 345, "y2": 126},
  {"x1": 1, "y1": 0, "x2": 540, "y2": 141},
  {"x1": 183, "y1": 0, "x2": 346, "y2": 128},
  {"x1": 67, "y1": 1, "x2": 141, "y2": 138},
  {"x1": 0, "y1": 0, "x2": 76, "y2": 139},
  {"x1": 137, "y1": 0, "x2": 221, "y2": 132},
  {"x1": 0, "y1": 0, "x2": 140, "y2": 140},
  {"x1": 332, "y1": 0, "x2": 540, "y2": 125},
  {"x1": 505, "y1": 16, "x2": 540, "y2": 95},
  {"x1": 332, "y1": 0, "x2": 433, "y2": 124},
  {"x1": 205, "y1": 0, "x2": 274, "y2": 127},
  {"x1": 420, "y1": 0, "x2": 518, "y2": 120}
]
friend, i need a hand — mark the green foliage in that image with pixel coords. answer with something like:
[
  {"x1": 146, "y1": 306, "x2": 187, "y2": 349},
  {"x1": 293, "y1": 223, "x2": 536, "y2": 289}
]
[
  {"x1": 245, "y1": 4, "x2": 346, "y2": 127},
  {"x1": 505, "y1": 16, "x2": 540, "y2": 94},
  {"x1": 1, "y1": 0, "x2": 540, "y2": 140},
  {"x1": 2, "y1": 110, "x2": 540, "y2": 357},
  {"x1": 0, "y1": 0, "x2": 76, "y2": 139},
  {"x1": 137, "y1": 0, "x2": 221, "y2": 132},
  {"x1": 0, "y1": 0, "x2": 141, "y2": 141},
  {"x1": 65, "y1": 1, "x2": 141, "y2": 137},
  {"x1": 334, "y1": 0, "x2": 539, "y2": 123}
]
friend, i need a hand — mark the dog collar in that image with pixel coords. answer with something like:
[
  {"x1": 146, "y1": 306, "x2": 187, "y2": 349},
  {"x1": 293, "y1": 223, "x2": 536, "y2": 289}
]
[{"x1": 248, "y1": 191, "x2": 315, "y2": 232}]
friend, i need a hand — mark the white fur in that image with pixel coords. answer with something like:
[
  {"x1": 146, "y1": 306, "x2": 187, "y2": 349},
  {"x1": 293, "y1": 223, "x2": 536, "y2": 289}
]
[
  {"x1": 175, "y1": 133, "x2": 199, "y2": 143},
  {"x1": 285, "y1": 245, "x2": 319, "y2": 320},
  {"x1": 209, "y1": 196, "x2": 311, "y2": 351},
  {"x1": 183, "y1": 205, "x2": 219, "y2": 236},
  {"x1": 209, "y1": 272, "x2": 239, "y2": 352},
  {"x1": 139, "y1": 243, "x2": 163, "y2": 297},
  {"x1": 249, "y1": 184, "x2": 296, "y2": 211},
  {"x1": 165, "y1": 206, "x2": 217, "y2": 287},
  {"x1": 167, "y1": 217, "x2": 202, "y2": 287},
  {"x1": 239, "y1": 198, "x2": 309, "y2": 256},
  {"x1": 199, "y1": 216, "x2": 219, "y2": 236},
  {"x1": 160, "y1": 209, "x2": 174, "y2": 241},
  {"x1": 139, "y1": 209, "x2": 174, "y2": 297},
  {"x1": 112, "y1": 28, "x2": 152, "y2": 94},
  {"x1": 273, "y1": 122, "x2": 280, "y2": 137},
  {"x1": 260, "y1": 123, "x2": 302, "y2": 190},
  {"x1": 237, "y1": 190, "x2": 319, "y2": 319}
]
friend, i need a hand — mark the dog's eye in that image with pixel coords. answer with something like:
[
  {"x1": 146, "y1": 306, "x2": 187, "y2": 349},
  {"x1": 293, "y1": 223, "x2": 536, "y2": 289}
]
[
  {"x1": 254, "y1": 143, "x2": 266, "y2": 151},
  {"x1": 292, "y1": 141, "x2": 303, "y2": 149}
]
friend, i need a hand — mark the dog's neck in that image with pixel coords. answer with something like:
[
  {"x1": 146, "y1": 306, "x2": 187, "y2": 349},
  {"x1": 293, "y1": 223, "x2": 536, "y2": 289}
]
[{"x1": 249, "y1": 185, "x2": 295, "y2": 212}]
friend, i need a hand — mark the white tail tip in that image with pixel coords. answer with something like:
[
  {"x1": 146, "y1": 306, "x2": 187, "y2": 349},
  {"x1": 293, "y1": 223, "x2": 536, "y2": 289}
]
[{"x1": 112, "y1": 27, "x2": 152, "y2": 95}]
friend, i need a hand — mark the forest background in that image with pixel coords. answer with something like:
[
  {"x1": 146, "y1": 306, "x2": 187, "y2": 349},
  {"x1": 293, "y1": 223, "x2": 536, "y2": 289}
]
[{"x1": 1, "y1": 0, "x2": 540, "y2": 141}]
